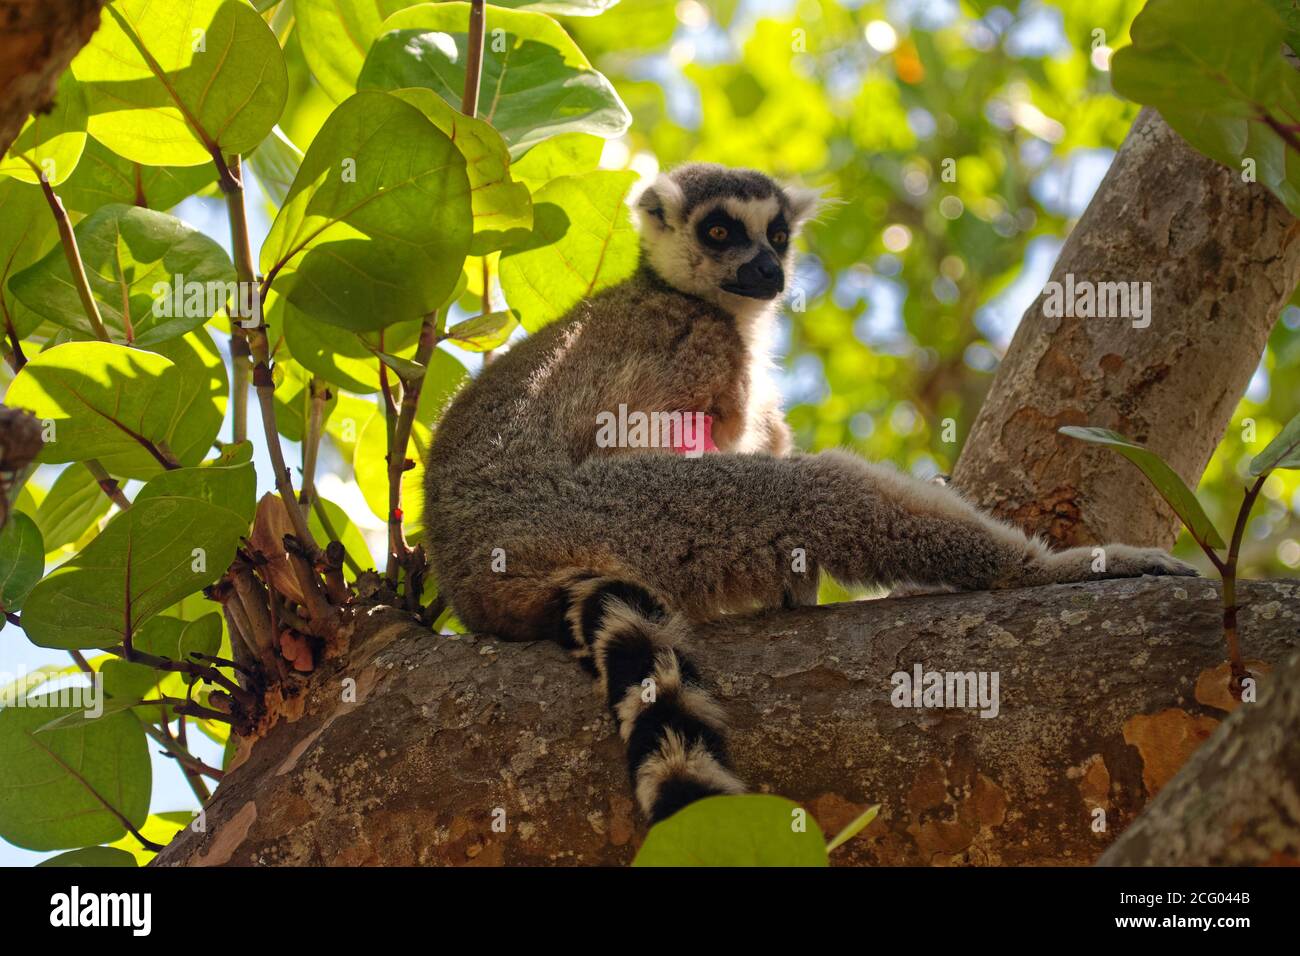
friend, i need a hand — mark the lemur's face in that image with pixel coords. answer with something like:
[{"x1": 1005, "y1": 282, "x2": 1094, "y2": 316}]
[{"x1": 635, "y1": 164, "x2": 822, "y2": 317}]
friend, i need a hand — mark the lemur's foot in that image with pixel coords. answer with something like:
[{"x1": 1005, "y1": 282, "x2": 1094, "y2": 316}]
[
  {"x1": 1094, "y1": 544, "x2": 1199, "y2": 579},
  {"x1": 1031, "y1": 543, "x2": 1199, "y2": 586}
]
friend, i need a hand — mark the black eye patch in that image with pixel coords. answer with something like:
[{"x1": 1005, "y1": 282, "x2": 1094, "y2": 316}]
[
  {"x1": 696, "y1": 209, "x2": 749, "y2": 249},
  {"x1": 767, "y1": 214, "x2": 790, "y2": 249}
]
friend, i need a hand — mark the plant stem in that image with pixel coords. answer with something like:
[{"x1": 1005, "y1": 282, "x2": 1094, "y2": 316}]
[
  {"x1": 385, "y1": 314, "x2": 441, "y2": 581},
  {"x1": 217, "y1": 153, "x2": 320, "y2": 556},
  {"x1": 217, "y1": 149, "x2": 257, "y2": 445},
  {"x1": 83, "y1": 460, "x2": 132, "y2": 511},
  {"x1": 36, "y1": 175, "x2": 111, "y2": 343},
  {"x1": 1221, "y1": 472, "x2": 1269, "y2": 693},
  {"x1": 299, "y1": 377, "x2": 327, "y2": 511},
  {"x1": 463, "y1": 0, "x2": 487, "y2": 118}
]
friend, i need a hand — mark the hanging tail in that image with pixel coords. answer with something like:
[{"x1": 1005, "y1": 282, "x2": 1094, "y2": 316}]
[{"x1": 560, "y1": 574, "x2": 745, "y2": 823}]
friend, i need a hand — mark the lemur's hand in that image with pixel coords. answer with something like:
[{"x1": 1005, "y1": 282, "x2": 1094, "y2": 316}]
[{"x1": 1021, "y1": 543, "x2": 1199, "y2": 587}]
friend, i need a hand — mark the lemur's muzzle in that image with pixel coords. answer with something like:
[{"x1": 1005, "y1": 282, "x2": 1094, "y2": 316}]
[{"x1": 723, "y1": 249, "x2": 784, "y2": 300}]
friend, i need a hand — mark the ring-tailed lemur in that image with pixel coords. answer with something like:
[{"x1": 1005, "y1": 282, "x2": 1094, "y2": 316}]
[{"x1": 424, "y1": 162, "x2": 1197, "y2": 824}]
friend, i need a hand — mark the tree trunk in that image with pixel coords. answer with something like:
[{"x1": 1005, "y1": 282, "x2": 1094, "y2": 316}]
[
  {"x1": 1099, "y1": 645, "x2": 1300, "y2": 866},
  {"x1": 152, "y1": 577, "x2": 1299, "y2": 866},
  {"x1": 952, "y1": 108, "x2": 1300, "y2": 550},
  {"x1": 0, "y1": 0, "x2": 107, "y2": 155}
]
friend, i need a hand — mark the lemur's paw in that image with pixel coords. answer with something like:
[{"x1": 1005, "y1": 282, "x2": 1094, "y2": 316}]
[{"x1": 1099, "y1": 545, "x2": 1200, "y2": 579}]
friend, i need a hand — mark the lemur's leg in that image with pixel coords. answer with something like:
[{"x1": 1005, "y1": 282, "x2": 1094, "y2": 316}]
[
  {"x1": 554, "y1": 450, "x2": 1196, "y2": 619},
  {"x1": 558, "y1": 574, "x2": 745, "y2": 822}
]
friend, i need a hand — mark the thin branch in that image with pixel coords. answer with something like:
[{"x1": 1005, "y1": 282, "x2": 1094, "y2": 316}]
[
  {"x1": 462, "y1": 0, "x2": 487, "y2": 118},
  {"x1": 35, "y1": 173, "x2": 111, "y2": 343},
  {"x1": 385, "y1": 314, "x2": 441, "y2": 581}
]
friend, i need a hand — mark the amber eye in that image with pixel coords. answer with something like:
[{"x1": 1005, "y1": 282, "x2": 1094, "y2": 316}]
[
  {"x1": 771, "y1": 230, "x2": 789, "y2": 246},
  {"x1": 708, "y1": 224, "x2": 729, "y2": 241}
]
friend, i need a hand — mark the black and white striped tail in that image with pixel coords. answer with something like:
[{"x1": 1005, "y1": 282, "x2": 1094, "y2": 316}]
[{"x1": 561, "y1": 576, "x2": 745, "y2": 823}]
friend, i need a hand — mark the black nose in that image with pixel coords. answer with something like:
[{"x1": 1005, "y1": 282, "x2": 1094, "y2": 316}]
[{"x1": 727, "y1": 250, "x2": 784, "y2": 300}]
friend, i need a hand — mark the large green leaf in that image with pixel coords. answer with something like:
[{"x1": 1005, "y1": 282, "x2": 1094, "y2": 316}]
[
  {"x1": 510, "y1": 131, "x2": 603, "y2": 190},
  {"x1": 5, "y1": 340, "x2": 221, "y2": 478},
  {"x1": 37, "y1": 846, "x2": 139, "y2": 867},
  {"x1": 32, "y1": 464, "x2": 114, "y2": 554},
  {"x1": 633, "y1": 795, "x2": 829, "y2": 867},
  {"x1": 59, "y1": 137, "x2": 216, "y2": 215},
  {"x1": 1250, "y1": 410, "x2": 1300, "y2": 474},
  {"x1": 0, "y1": 513, "x2": 44, "y2": 614},
  {"x1": 360, "y1": 3, "x2": 630, "y2": 158},
  {"x1": 150, "y1": 328, "x2": 229, "y2": 465},
  {"x1": 0, "y1": 71, "x2": 88, "y2": 186},
  {"x1": 383, "y1": 88, "x2": 533, "y2": 253},
  {"x1": 260, "y1": 91, "x2": 472, "y2": 332},
  {"x1": 499, "y1": 170, "x2": 638, "y2": 330},
  {"x1": 20, "y1": 452, "x2": 255, "y2": 649},
  {"x1": 296, "y1": 0, "x2": 622, "y2": 104},
  {"x1": 1058, "y1": 426, "x2": 1227, "y2": 551},
  {"x1": 1112, "y1": 0, "x2": 1300, "y2": 216},
  {"x1": 101, "y1": 613, "x2": 224, "y2": 700},
  {"x1": 0, "y1": 700, "x2": 151, "y2": 851},
  {"x1": 0, "y1": 179, "x2": 58, "y2": 342},
  {"x1": 72, "y1": 0, "x2": 288, "y2": 166},
  {"x1": 10, "y1": 203, "x2": 237, "y2": 346},
  {"x1": 281, "y1": 301, "x2": 383, "y2": 394}
]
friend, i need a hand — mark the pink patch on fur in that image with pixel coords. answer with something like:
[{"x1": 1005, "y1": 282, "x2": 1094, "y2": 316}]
[{"x1": 671, "y1": 413, "x2": 717, "y2": 455}]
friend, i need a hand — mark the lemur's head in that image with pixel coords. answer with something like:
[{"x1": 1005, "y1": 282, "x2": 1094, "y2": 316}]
[{"x1": 634, "y1": 163, "x2": 823, "y2": 317}]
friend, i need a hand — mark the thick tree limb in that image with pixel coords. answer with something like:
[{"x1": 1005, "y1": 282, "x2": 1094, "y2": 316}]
[
  {"x1": 1100, "y1": 645, "x2": 1300, "y2": 866},
  {"x1": 0, "y1": 1, "x2": 107, "y2": 156},
  {"x1": 153, "y1": 577, "x2": 1299, "y2": 866},
  {"x1": 953, "y1": 109, "x2": 1300, "y2": 549}
]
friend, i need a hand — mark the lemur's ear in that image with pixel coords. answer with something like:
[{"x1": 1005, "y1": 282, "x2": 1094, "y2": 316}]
[
  {"x1": 635, "y1": 173, "x2": 685, "y2": 231},
  {"x1": 782, "y1": 183, "x2": 831, "y2": 230}
]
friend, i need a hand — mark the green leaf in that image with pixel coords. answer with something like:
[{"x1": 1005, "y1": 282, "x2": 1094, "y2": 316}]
[
  {"x1": 499, "y1": 171, "x2": 639, "y2": 330},
  {"x1": 296, "y1": 0, "x2": 622, "y2": 104},
  {"x1": 149, "y1": 328, "x2": 229, "y2": 465},
  {"x1": 260, "y1": 91, "x2": 472, "y2": 332},
  {"x1": 20, "y1": 455, "x2": 255, "y2": 649},
  {"x1": 510, "y1": 132, "x2": 603, "y2": 191},
  {"x1": 632, "y1": 795, "x2": 830, "y2": 867},
  {"x1": 247, "y1": 125, "x2": 304, "y2": 210},
  {"x1": 270, "y1": 358, "x2": 336, "y2": 442},
  {"x1": 108, "y1": 811, "x2": 192, "y2": 864},
  {"x1": 101, "y1": 613, "x2": 224, "y2": 700},
  {"x1": 1058, "y1": 426, "x2": 1227, "y2": 551},
  {"x1": 354, "y1": 408, "x2": 430, "y2": 534},
  {"x1": 0, "y1": 513, "x2": 44, "y2": 614},
  {"x1": 384, "y1": 87, "x2": 533, "y2": 254},
  {"x1": 5, "y1": 340, "x2": 218, "y2": 478},
  {"x1": 1111, "y1": 0, "x2": 1300, "y2": 216},
  {"x1": 367, "y1": 348, "x2": 427, "y2": 382},
  {"x1": 0, "y1": 699, "x2": 151, "y2": 851},
  {"x1": 59, "y1": 137, "x2": 216, "y2": 215},
  {"x1": 825, "y1": 803, "x2": 879, "y2": 853},
  {"x1": 414, "y1": 348, "x2": 469, "y2": 425},
  {"x1": 72, "y1": 0, "x2": 288, "y2": 166},
  {"x1": 37, "y1": 845, "x2": 139, "y2": 867},
  {"x1": 308, "y1": 496, "x2": 374, "y2": 574},
  {"x1": 0, "y1": 71, "x2": 87, "y2": 186},
  {"x1": 10, "y1": 203, "x2": 237, "y2": 346},
  {"x1": 1249, "y1": 410, "x2": 1300, "y2": 474},
  {"x1": 360, "y1": 3, "x2": 630, "y2": 158},
  {"x1": 281, "y1": 301, "x2": 383, "y2": 394},
  {"x1": 0, "y1": 179, "x2": 58, "y2": 342},
  {"x1": 444, "y1": 310, "x2": 519, "y2": 351},
  {"x1": 32, "y1": 464, "x2": 113, "y2": 554}
]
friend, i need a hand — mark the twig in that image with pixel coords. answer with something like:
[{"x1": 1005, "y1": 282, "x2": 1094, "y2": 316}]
[
  {"x1": 462, "y1": 0, "x2": 487, "y2": 118},
  {"x1": 1221, "y1": 473, "x2": 1269, "y2": 692},
  {"x1": 82, "y1": 460, "x2": 132, "y2": 511},
  {"x1": 35, "y1": 172, "x2": 112, "y2": 344}
]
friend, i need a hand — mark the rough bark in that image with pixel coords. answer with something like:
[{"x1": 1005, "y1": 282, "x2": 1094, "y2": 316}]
[
  {"x1": 0, "y1": 0, "x2": 107, "y2": 156},
  {"x1": 952, "y1": 109, "x2": 1300, "y2": 550},
  {"x1": 153, "y1": 577, "x2": 1299, "y2": 867},
  {"x1": 1100, "y1": 645, "x2": 1300, "y2": 866}
]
